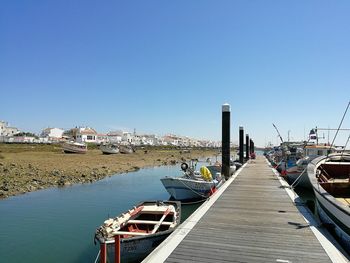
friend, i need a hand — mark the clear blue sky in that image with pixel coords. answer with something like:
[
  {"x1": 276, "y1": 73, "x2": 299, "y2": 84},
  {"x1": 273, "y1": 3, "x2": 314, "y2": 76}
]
[{"x1": 1, "y1": 1, "x2": 349, "y2": 147}]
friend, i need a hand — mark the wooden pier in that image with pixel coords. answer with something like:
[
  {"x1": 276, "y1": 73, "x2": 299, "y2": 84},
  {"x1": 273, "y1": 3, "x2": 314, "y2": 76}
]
[{"x1": 144, "y1": 156, "x2": 348, "y2": 263}]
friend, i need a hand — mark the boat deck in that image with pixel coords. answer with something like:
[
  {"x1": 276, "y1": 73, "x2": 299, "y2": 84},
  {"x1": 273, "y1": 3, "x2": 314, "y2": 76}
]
[{"x1": 144, "y1": 156, "x2": 344, "y2": 263}]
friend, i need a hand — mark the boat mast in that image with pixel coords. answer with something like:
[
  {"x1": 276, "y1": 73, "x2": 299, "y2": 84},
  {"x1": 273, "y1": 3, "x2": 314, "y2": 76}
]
[{"x1": 272, "y1": 123, "x2": 283, "y2": 144}]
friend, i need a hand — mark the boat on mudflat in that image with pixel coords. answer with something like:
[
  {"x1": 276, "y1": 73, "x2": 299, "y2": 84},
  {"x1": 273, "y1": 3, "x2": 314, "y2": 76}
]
[
  {"x1": 94, "y1": 200, "x2": 181, "y2": 263},
  {"x1": 100, "y1": 143, "x2": 119, "y2": 154},
  {"x1": 160, "y1": 161, "x2": 225, "y2": 201},
  {"x1": 119, "y1": 143, "x2": 135, "y2": 154},
  {"x1": 62, "y1": 141, "x2": 87, "y2": 154},
  {"x1": 307, "y1": 153, "x2": 350, "y2": 252}
]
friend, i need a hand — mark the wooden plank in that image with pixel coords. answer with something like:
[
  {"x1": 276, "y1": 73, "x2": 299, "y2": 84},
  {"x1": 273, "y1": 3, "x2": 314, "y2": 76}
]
[{"x1": 164, "y1": 156, "x2": 333, "y2": 263}]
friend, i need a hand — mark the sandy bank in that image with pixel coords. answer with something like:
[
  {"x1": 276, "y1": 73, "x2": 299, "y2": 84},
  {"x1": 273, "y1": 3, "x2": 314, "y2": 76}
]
[{"x1": 0, "y1": 144, "x2": 219, "y2": 199}]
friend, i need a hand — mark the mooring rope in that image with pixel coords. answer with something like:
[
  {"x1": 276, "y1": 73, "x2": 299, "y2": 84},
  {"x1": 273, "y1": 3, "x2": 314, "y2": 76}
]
[
  {"x1": 290, "y1": 166, "x2": 308, "y2": 189},
  {"x1": 93, "y1": 250, "x2": 101, "y2": 263}
]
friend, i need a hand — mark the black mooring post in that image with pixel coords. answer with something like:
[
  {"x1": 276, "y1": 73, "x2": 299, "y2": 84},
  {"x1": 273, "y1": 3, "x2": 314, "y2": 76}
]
[
  {"x1": 222, "y1": 103, "x2": 230, "y2": 180},
  {"x1": 239, "y1": 126, "x2": 244, "y2": 164},
  {"x1": 250, "y1": 139, "x2": 253, "y2": 154},
  {"x1": 245, "y1": 134, "x2": 249, "y2": 160}
]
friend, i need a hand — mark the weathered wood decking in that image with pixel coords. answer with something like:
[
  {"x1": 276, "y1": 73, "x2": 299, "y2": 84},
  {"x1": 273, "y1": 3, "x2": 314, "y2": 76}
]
[{"x1": 145, "y1": 156, "x2": 343, "y2": 263}]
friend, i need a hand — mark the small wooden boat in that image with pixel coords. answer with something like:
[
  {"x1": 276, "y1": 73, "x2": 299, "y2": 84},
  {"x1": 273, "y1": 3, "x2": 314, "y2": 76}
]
[
  {"x1": 307, "y1": 153, "x2": 350, "y2": 252},
  {"x1": 119, "y1": 144, "x2": 135, "y2": 154},
  {"x1": 62, "y1": 141, "x2": 87, "y2": 154},
  {"x1": 161, "y1": 161, "x2": 224, "y2": 201},
  {"x1": 100, "y1": 143, "x2": 119, "y2": 154},
  {"x1": 94, "y1": 201, "x2": 181, "y2": 263}
]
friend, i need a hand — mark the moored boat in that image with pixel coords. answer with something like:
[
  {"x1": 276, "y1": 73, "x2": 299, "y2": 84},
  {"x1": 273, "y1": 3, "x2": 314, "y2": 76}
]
[
  {"x1": 161, "y1": 161, "x2": 224, "y2": 201},
  {"x1": 307, "y1": 153, "x2": 350, "y2": 252},
  {"x1": 94, "y1": 200, "x2": 181, "y2": 263},
  {"x1": 100, "y1": 143, "x2": 119, "y2": 154},
  {"x1": 62, "y1": 141, "x2": 87, "y2": 154},
  {"x1": 286, "y1": 144, "x2": 335, "y2": 188}
]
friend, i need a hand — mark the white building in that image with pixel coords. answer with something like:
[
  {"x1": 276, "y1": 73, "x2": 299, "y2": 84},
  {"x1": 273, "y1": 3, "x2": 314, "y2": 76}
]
[
  {"x1": 122, "y1": 132, "x2": 133, "y2": 144},
  {"x1": 0, "y1": 121, "x2": 20, "y2": 136},
  {"x1": 76, "y1": 127, "x2": 98, "y2": 143},
  {"x1": 41, "y1": 128, "x2": 64, "y2": 139}
]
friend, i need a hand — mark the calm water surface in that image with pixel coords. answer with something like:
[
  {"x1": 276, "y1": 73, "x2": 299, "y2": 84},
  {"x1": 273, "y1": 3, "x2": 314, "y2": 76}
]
[{"x1": 0, "y1": 163, "x2": 203, "y2": 263}]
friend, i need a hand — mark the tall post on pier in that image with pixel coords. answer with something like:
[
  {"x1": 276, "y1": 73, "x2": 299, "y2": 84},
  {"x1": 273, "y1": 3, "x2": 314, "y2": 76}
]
[
  {"x1": 222, "y1": 103, "x2": 231, "y2": 180},
  {"x1": 239, "y1": 126, "x2": 244, "y2": 164},
  {"x1": 249, "y1": 139, "x2": 253, "y2": 154},
  {"x1": 245, "y1": 134, "x2": 249, "y2": 161}
]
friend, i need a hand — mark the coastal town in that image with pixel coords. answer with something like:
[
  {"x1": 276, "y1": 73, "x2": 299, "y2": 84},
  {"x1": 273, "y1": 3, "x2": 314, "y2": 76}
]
[
  {"x1": 0, "y1": 120, "x2": 222, "y2": 148},
  {"x1": 0, "y1": 119, "x2": 221, "y2": 199}
]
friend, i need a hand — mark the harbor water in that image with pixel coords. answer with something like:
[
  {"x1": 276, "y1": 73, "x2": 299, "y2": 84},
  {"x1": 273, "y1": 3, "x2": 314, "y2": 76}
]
[{"x1": 0, "y1": 162, "x2": 206, "y2": 263}]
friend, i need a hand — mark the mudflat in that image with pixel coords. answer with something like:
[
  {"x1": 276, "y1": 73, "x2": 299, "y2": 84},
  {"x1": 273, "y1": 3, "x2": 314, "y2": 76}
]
[{"x1": 0, "y1": 144, "x2": 218, "y2": 199}]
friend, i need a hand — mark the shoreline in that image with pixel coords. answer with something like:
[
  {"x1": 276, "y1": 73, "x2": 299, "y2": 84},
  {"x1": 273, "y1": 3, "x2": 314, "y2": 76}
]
[{"x1": 0, "y1": 144, "x2": 219, "y2": 199}]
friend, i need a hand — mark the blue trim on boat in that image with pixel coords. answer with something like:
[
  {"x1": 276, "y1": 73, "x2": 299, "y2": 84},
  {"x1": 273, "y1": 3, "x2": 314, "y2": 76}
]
[{"x1": 163, "y1": 186, "x2": 210, "y2": 194}]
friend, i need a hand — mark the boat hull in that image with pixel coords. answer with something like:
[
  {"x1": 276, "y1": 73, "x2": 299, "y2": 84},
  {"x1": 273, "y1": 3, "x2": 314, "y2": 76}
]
[
  {"x1": 62, "y1": 143, "x2": 87, "y2": 154},
  {"x1": 316, "y1": 198, "x2": 350, "y2": 252},
  {"x1": 307, "y1": 155, "x2": 350, "y2": 252},
  {"x1": 119, "y1": 145, "x2": 134, "y2": 154},
  {"x1": 160, "y1": 177, "x2": 219, "y2": 200},
  {"x1": 100, "y1": 145, "x2": 119, "y2": 154},
  {"x1": 106, "y1": 231, "x2": 172, "y2": 263}
]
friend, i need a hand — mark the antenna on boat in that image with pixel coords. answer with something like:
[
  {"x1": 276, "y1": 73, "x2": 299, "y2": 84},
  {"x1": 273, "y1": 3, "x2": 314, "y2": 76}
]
[
  {"x1": 340, "y1": 133, "x2": 350, "y2": 160},
  {"x1": 327, "y1": 100, "x2": 350, "y2": 158}
]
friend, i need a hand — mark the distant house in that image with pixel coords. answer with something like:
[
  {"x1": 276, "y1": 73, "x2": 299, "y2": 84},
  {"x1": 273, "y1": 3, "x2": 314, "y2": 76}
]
[
  {"x1": 0, "y1": 121, "x2": 20, "y2": 136},
  {"x1": 76, "y1": 127, "x2": 98, "y2": 143},
  {"x1": 41, "y1": 128, "x2": 64, "y2": 140},
  {"x1": 122, "y1": 132, "x2": 133, "y2": 144}
]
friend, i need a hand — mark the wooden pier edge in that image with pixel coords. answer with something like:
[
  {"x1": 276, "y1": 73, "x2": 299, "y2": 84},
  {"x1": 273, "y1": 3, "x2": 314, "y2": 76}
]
[
  {"x1": 143, "y1": 157, "x2": 349, "y2": 263},
  {"x1": 142, "y1": 162, "x2": 249, "y2": 263},
  {"x1": 267, "y1": 158, "x2": 349, "y2": 263}
]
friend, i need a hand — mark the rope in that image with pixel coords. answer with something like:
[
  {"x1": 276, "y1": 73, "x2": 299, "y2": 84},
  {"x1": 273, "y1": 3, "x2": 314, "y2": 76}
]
[
  {"x1": 93, "y1": 250, "x2": 101, "y2": 263},
  {"x1": 290, "y1": 166, "x2": 308, "y2": 189},
  {"x1": 327, "y1": 101, "x2": 350, "y2": 157}
]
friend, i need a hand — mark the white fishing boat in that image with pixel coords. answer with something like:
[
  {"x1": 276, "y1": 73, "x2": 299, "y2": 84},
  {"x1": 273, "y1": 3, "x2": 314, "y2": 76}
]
[
  {"x1": 62, "y1": 141, "x2": 87, "y2": 154},
  {"x1": 94, "y1": 201, "x2": 181, "y2": 263},
  {"x1": 160, "y1": 161, "x2": 225, "y2": 201},
  {"x1": 307, "y1": 153, "x2": 350, "y2": 252},
  {"x1": 100, "y1": 143, "x2": 119, "y2": 154}
]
